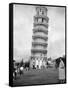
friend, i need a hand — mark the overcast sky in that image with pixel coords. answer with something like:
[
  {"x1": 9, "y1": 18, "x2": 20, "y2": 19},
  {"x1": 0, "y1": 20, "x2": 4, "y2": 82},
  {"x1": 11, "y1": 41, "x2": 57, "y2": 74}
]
[{"x1": 13, "y1": 4, "x2": 65, "y2": 62}]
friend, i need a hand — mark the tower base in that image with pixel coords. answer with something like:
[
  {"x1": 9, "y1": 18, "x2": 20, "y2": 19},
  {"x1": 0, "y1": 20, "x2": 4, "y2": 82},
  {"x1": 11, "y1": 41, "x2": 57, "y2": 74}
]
[{"x1": 30, "y1": 56, "x2": 47, "y2": 69}]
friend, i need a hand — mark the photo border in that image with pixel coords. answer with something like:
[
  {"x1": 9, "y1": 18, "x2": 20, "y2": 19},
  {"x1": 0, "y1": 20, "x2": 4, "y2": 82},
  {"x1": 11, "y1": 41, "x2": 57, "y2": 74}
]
[{"x1": 9, "y1": 3, "x2": 67, "y2": 87}]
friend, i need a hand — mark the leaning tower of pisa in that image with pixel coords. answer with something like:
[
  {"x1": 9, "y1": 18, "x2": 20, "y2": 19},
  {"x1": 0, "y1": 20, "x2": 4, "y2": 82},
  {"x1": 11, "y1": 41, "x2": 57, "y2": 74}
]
[{"x1": 30, "y1": 6, "x2": 49, "y2": 69}]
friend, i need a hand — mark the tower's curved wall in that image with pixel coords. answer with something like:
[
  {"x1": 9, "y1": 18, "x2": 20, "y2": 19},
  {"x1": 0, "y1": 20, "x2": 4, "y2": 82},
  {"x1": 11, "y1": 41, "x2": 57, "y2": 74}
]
[{"x1": 30, "y1": 6, "x2": 49, "y2": 68}]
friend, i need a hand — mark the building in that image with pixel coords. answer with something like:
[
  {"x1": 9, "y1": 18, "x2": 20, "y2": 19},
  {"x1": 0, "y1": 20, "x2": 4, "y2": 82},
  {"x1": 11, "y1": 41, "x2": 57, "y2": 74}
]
[{"x1": 30, "y1": 6, "x2": 49, "y2": 69}]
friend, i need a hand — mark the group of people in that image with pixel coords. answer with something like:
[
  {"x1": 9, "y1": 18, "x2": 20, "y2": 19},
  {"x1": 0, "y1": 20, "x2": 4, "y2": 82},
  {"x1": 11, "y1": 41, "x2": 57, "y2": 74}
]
[
  {"x1": 13, "y1": 56, "x2": 66, "y2": 84},
  {"x1": 31, "y1": 57, "x2": 47, "y2": 69},
  {"x1": 13, "y1": 61, "x2": 30, "y2": 80}
]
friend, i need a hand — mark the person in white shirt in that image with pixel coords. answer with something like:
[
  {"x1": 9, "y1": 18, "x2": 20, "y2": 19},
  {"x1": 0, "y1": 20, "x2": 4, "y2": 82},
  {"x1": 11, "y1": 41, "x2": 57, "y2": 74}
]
[{"x1": 19, "y1": 66, "x2": 24, "y2": 76}]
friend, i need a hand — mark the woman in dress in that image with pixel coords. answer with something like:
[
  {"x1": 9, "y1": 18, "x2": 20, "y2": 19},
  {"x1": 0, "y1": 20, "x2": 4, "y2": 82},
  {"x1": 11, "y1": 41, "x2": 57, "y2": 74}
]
[{"x1": 58, "y1": 58, "x2": 65, "y2": 83}]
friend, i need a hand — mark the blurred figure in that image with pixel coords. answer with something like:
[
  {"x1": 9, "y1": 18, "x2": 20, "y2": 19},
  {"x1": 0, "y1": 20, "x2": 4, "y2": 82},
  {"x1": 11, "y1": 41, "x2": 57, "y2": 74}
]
[
  {"x1": 19, "y1": 66, "x2": 24, "y2": 76},
  {"x1": 55, "y1": 58, "x2": 60, "y2": 69},
  {"x1": 13, "y1": 68, "x2": 17, "y2": 80},
  {"x1": 58, "y1": 59, "x2": 65, "y2": 83}
]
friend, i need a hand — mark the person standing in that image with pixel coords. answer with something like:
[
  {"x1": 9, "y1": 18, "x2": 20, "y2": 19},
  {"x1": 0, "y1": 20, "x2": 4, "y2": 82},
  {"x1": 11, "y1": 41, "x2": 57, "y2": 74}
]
[
  {"x1": 19, "y1": 66, "x2": 24, "y2": 76},
  {"x1": 58, "y1": 58, "x2": 65, "y2": 83}
]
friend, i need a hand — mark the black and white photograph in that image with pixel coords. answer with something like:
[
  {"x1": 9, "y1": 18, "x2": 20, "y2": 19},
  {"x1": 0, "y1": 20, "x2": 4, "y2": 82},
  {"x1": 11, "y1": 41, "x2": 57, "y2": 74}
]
[{"x1": 9, "y1": 3, "x2": 66, "y2": 87}]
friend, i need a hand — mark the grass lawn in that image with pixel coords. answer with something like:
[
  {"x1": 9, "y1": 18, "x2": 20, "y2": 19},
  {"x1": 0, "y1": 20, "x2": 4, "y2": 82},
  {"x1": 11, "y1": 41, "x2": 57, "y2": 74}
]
[{"x1": 13, "y1": 68, "x2": 59, "y2": 86}]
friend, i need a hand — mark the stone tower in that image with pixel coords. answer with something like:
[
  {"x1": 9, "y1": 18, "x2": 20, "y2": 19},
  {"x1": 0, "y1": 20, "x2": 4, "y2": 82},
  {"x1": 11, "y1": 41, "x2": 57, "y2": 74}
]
[{"x1": 30, "y1": 6, "x2": 49, "y2": 69}]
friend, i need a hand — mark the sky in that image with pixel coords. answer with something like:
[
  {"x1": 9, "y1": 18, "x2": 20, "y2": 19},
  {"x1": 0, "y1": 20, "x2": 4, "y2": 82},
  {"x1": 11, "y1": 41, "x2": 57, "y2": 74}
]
[{"x1": 13, "y1": 4, "x2": 65, "y2": 62}]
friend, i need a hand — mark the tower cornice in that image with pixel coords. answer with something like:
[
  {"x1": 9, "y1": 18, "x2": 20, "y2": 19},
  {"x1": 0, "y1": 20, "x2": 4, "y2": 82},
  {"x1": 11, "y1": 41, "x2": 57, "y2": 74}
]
[
  {"x1": 31, "y1": 49, "x2": 47, "y2": 54},
  {"x1": 33, "y1": 28, "x2": 48, "y2": 34},
  {"x1": 32, "y1": 35, "x2": 48, "y2": 41},
  {"x1": 32, "y1": 42, "x2": 48, "y2": 47},
  {"x1": 33, "y1": 21, "x2": 48, "y2": 28}
]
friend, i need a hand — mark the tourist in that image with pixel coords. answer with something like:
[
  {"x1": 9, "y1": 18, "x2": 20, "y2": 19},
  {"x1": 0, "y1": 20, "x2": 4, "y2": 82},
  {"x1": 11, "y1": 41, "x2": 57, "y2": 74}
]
[
  {"x1": 58, "y1": 59, "x2": 65, "y2": 83},
  {"x1": 19, "y1": 66, "x2": 24, "y2": 76}
]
